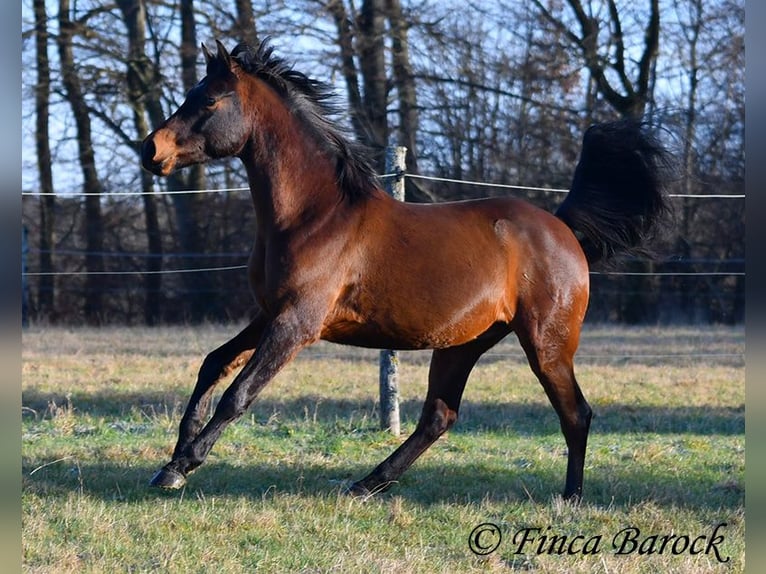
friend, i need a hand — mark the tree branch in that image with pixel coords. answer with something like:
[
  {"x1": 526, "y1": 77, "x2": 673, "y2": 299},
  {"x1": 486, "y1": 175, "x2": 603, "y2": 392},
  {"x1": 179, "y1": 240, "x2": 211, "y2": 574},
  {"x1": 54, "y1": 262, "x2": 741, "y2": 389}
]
[{"x1": 413, "y1": 73, "x2": 582, "y2": 116}]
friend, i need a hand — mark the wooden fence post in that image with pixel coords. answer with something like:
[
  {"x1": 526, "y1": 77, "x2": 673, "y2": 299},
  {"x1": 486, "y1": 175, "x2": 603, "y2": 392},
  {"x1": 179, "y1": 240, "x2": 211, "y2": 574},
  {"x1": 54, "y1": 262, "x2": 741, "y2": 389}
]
[{"x1": 379, "y1": 146, "x2": 406, "y2": 436}]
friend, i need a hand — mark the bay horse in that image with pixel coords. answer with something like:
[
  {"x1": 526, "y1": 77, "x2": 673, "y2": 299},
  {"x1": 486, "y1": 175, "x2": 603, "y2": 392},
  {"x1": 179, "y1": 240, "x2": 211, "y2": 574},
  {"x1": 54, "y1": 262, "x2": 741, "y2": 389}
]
[{"x1": 141, "y1": 39, "x2": 672, "y2": 500}]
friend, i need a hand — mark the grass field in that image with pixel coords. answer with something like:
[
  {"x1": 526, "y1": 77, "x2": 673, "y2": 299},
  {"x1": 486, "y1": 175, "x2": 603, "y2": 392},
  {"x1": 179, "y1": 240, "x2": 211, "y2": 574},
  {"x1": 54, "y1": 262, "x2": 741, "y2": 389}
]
[{"x1": 22, "y1": 324, "x2": 745, "y2": 573}]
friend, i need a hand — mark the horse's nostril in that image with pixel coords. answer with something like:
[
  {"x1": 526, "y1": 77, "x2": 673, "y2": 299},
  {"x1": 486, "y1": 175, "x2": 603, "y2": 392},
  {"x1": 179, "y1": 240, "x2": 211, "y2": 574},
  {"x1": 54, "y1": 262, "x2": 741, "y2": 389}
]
[{"x1": 141, "y1": 138, "x2": 157, "y2": 169}]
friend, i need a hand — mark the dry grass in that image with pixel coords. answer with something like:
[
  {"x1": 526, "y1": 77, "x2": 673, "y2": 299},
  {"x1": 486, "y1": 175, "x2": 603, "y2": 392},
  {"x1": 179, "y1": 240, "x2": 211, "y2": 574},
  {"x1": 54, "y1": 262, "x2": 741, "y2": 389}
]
[{"x1": 22, "y1": 323, "x2": 745, "y2": 572}]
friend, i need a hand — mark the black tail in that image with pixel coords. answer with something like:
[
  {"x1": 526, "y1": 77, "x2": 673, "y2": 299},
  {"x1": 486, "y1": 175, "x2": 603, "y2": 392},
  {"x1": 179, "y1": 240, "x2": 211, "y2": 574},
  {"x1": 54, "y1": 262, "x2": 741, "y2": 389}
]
[{"x1": 555, "y1": 119, "x2": 675, "y2": 267}]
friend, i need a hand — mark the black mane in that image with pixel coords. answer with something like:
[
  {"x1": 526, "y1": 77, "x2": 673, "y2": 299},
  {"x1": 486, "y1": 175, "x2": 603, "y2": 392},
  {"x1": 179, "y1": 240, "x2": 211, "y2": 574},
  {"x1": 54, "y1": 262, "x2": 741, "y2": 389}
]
[{"x1": 229, "y1": 40, "x2": 380, "y2": 201}]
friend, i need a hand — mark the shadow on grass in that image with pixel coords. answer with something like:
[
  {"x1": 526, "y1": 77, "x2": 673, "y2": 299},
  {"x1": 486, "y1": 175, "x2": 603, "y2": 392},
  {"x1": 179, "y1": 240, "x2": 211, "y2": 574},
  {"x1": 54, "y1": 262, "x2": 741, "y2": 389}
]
[
  {"x1": 22, "y1": 388, "x2": 744, "y2": 436},
  {"x1": 23, "y1": 394, "x2": 744, "y2": 510},
  {"x1": 22, "y1": 453, "x2": 743, "y2": 513}
]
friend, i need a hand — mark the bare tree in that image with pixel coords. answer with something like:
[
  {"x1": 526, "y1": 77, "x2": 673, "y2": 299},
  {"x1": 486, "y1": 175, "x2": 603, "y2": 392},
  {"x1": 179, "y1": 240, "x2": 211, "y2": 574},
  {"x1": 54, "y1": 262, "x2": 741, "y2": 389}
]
[
  {"x1": 327, "y1": 0, "x2": 372, "y2": 146},
  {"x1": 412, "y1": 5, "x2": 582, "y2": 202},
  {"x1": 666, "y1": 0, "x2": 744, "y2": 322},
  {"x1": 169, "y1": 0, "x2": 220, "y2": 322},
  {"x1": 117, "y1": 0, "x2": 164, "y2": 324},
  {"x1": 33, "y1": 0, "x2": 55, "y2": 321},
  {"x1": 19, "y1": 0, "x2": 743, "y2": 324},
  {"x1": 532, "y1": 0, "x2": 661, "y2": 118},
  {"x1": 232, "y1": 0, "x2": 258, "y2": 45},
  {"x1": 357, "y1": 0, "x2": 388, "y2": 166},
  {"x1": 57, "y1": 0, "x2": 106, "y2": 323},
  {"x1": 386, "y1": 0, "x2": 421, "y2": 195},
  {"x1": 325, "y1": 0, "x2": 429, "y2": 198}
]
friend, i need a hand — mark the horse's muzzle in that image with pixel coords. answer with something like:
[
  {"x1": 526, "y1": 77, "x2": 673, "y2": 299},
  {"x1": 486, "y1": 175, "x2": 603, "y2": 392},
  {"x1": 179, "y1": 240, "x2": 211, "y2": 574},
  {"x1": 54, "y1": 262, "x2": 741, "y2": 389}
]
[
  {"x1": 141, "y1": 131, "x2": 179, "y2": 176},
  {"x1": 140, "y1": 137, "x2": 164, "y2": 175}
]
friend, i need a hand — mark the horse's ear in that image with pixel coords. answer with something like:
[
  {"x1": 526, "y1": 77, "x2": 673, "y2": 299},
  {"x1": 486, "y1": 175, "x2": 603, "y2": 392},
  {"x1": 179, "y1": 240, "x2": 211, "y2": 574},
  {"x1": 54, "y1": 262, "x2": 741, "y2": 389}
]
[
  {"x1": 215, "y1": 39, "x2": 232, "y2": 68},
  {"x1": 201, "y1": 43, "x2": 215, "y2": 65}
]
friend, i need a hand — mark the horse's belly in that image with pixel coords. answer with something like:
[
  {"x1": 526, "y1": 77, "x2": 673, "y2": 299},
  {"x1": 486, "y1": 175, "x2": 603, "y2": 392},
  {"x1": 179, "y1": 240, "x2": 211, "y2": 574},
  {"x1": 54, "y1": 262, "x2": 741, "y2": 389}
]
[
  {"x1": 320, "y1": 297, "x2": 506, "y2": 350},
  {"x1": 320, "y1": 322, "x2": 427, "y2": 350}
]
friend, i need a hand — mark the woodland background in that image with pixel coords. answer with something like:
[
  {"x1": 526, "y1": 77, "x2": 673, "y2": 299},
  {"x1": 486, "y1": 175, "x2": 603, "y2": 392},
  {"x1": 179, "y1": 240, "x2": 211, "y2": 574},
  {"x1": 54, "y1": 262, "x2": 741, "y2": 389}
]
[{"x1": 20, "y1": 0, "x2": 745, "y2": 325}]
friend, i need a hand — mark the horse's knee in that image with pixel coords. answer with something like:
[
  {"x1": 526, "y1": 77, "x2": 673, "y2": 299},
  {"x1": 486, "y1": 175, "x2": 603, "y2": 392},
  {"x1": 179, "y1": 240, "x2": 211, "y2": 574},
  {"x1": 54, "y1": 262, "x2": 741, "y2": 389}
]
[{"x1": 419, "y1": 399, "x2": 458, "y2": 440}]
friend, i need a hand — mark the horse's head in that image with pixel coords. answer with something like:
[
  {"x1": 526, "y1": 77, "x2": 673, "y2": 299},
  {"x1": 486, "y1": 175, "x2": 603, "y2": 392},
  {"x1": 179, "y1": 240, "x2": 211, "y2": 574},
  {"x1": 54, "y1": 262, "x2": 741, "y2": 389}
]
[
  {"x1": 141, "y1": 40, "x2": 250, "y2": 176},
  {"x1": 142, "y1": 39, "x2": 380, "y2": 201}
]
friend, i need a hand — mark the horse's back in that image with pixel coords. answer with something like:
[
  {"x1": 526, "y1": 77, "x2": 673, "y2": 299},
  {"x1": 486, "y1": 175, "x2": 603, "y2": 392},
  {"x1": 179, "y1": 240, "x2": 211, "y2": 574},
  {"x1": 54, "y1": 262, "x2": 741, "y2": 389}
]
[{"x1": 377, "y1": 194, "x2": 588, "y2": 292}]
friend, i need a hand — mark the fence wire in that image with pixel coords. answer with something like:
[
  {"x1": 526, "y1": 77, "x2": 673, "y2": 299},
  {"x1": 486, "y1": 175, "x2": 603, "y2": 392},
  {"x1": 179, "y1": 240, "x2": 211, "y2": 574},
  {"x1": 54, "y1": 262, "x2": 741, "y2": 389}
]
[{"x1": 21, "y1": 171, "x2": 745, "y2": 278}]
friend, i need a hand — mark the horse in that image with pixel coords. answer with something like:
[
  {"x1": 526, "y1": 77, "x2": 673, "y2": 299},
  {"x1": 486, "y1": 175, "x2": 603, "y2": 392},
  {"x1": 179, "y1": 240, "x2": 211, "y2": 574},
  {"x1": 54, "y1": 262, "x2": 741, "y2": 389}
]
[{"x1": 141, "y1": 39, "x2": 673, "y2": 501}]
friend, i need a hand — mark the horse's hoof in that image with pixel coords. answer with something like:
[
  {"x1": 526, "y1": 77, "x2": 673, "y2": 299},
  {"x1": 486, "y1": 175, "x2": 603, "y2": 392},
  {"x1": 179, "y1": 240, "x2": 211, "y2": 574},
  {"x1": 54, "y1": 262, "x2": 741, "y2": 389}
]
[{"x1": 149, "y1": 467, "x2": 187, "y2": 489}]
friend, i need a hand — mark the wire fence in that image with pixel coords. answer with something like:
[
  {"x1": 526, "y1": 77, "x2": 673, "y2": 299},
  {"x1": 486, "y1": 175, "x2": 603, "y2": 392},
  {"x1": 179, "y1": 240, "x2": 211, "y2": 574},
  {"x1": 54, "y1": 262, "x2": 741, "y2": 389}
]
[
  {"x1": 20, "y1": 266, "x2": 745, "y2": 277},
  {"x1": 20, "y1": 174, "x2": 746, "y2": 198},
  {"x1": 20, "y1": 171, "x2": 745, "y2": 278},
  {"x1": 20, "y1": 169, "x2": 745, "y2": 359},
  {"x1": 20, "y1": 171, "x2": 745, "y2": 406}
]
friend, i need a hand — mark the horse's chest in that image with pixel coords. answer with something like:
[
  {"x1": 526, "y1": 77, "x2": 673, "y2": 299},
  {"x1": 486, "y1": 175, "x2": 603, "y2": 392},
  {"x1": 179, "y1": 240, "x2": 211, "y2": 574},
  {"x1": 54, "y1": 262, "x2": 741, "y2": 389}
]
[{"x1": 247, "y1": 239, "x2": 345, "y2": 313}]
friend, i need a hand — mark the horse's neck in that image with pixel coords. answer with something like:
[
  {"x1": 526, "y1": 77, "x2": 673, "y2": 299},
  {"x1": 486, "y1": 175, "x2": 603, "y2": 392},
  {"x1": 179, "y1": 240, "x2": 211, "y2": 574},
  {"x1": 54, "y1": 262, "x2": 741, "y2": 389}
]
[{"x1": 241, "y1": 138, "x2": 343, "y2": 236}]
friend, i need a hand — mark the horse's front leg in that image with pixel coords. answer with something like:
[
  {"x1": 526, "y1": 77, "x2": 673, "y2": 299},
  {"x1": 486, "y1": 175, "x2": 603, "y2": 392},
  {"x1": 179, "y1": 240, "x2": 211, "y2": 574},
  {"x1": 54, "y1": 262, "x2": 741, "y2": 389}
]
[
  {"x1": 150, "y1": 310, "x2": 319, "y2": 489},
  {"x1": 170, "y1": 314, "x2": 267, "y2": 461}
]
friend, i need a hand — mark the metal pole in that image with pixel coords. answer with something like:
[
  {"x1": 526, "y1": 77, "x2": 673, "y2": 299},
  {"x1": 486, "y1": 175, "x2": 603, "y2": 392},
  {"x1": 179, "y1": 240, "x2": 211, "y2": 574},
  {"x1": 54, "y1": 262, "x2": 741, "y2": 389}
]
[{"x1": 379, "y1": 146, "x2": 406, "y2": 436}]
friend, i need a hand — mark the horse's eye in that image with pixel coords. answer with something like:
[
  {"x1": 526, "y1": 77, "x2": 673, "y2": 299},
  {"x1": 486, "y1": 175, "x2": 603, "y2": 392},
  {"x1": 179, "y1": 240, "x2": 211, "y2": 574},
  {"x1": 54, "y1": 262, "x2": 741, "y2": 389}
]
[{"x1": 205, "y1": 96, "x2": 217, "y2": 108}]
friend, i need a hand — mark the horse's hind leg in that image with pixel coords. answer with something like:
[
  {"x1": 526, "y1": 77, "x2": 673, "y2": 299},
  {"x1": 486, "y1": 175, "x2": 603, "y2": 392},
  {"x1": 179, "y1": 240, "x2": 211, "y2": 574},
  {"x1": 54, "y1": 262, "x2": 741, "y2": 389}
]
[
  {"x1": 151, "y1": 315, "x2": 266, "y2": 488},
  {"x1": 516, "y1": 320, "x2": 592, "y2": 500},
  {"x1": 350, "y1": 330, "x2": 508, "y2": 496}
]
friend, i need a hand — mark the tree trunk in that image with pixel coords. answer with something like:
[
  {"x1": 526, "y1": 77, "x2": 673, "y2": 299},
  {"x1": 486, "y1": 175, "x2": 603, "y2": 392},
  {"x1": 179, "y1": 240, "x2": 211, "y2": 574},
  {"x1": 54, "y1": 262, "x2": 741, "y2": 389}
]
[
  {"x1": 676, "y1": 0, "x2": 703, "y2": 321},
  {"x1": 233, "y1": 0, "x2": 258, "y2": 46},
  {"x1": 328, "y1": 0, "x2": 367, "y2": 142},
  {"x1": 117, "y1": 0, "x2": 164, "y2": 325},
  {"x1": 173, "y1": 0, "x2": 218, "y2": 323},
  {"x1": 358, "y1": 0, "x2": 389, "y2": 171},
  {"x1": 33, "y1": 0, "x2": 55, "y2": 321},
  {"x1": 386, "y1": 0, "x2": 423, "y2": 201},
  {"x1": 58, "y1": 0, "x2": 105, "y2": 324}
]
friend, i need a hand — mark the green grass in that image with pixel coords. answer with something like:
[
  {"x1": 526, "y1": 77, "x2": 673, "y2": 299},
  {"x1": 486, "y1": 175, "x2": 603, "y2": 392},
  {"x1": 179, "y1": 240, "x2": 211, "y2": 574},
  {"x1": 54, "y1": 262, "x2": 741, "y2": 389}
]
[{"x1": 22, "y1": 324, "x2": 745, "y2": 572}]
